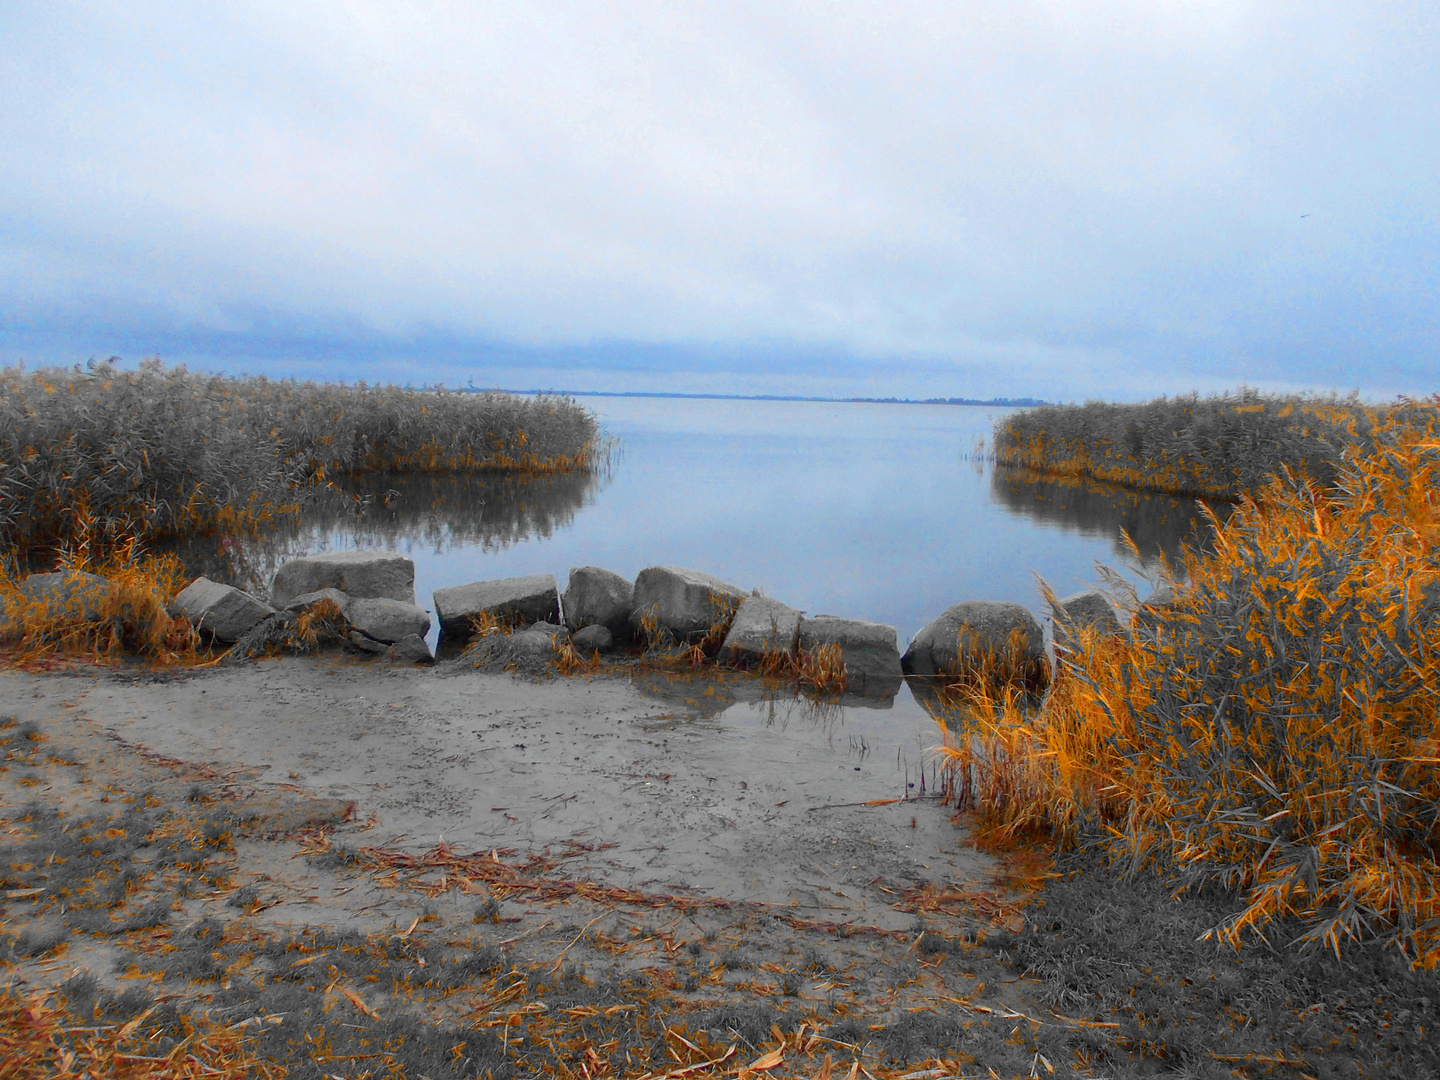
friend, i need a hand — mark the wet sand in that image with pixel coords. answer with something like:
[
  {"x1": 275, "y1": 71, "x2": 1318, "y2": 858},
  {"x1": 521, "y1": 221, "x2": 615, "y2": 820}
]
[{"x1": 0, "y1": 657, "x2": 1044, "y2": 1075}]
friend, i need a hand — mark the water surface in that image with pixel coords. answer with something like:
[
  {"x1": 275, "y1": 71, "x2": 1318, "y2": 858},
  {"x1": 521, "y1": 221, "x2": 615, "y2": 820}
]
[{"x1": 188, "y1": 397, "x2": 1219, "y2": 732}]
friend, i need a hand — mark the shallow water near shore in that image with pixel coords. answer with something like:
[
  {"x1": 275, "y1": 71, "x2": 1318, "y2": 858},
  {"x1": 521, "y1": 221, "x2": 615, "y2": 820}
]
[{"x1": 175, "y1": 396, "x2": 1220, "y2": 724}]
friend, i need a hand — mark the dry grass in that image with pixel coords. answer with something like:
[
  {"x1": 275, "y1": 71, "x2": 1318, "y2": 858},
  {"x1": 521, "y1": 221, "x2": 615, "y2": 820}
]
[
  {"x1": 938, "y1": 407, "x2": 1440, "y2": 968},
  {"x1": 992, "y1": 390, "x2": 1436, "y2": 499},
  {"x1": 0, "y1": 985, "x2": 277, "y2": 1080},
  {"x1": 754, "y1": 642, "x2": 848, "y2": 695},
  {"x1": 0, "y1": 359, "x2": 598, "y2": 556},
  {"x1": 0, "y1": 538, "x2": 207, "y2": 666}
]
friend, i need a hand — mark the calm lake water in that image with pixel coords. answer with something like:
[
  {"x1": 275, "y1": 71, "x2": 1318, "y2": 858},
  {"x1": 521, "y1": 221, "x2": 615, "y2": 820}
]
[
  {"x1": 183, "y1": 396, "x2": 1219, "y2": 773},
  {"x1": 192, "y1": 396, "x2": 1214, "y2": 635}
]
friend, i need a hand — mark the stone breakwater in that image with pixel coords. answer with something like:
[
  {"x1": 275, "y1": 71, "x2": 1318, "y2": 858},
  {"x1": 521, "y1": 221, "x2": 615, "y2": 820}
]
[{"x1": 15, "y1": 552, "x2": 1154, "y2": 694}]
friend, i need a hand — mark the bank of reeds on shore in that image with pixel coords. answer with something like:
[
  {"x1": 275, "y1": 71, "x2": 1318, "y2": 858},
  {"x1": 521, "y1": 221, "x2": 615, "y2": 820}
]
[
  {"x1": 0, "y1": 359, "x2": 599, "y2": 553},
  {"x1": 993, "y1": 389, "x2": 1439, "y2": 499},
  {"x1": 941, "y1": 410, "x2": 1440, "y2": 968}
]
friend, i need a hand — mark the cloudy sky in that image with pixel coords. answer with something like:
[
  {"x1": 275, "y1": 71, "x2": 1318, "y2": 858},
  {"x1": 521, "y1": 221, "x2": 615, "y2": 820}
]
[{"x1": 1, "y1": 2, "x2": 1435, "y2": 400}]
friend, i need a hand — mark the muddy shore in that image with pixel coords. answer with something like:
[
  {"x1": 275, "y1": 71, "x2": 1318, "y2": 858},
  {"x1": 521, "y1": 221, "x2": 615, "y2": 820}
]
[{"x1": 0, "y1": 655, "x2": 1060, "y2": 1078}]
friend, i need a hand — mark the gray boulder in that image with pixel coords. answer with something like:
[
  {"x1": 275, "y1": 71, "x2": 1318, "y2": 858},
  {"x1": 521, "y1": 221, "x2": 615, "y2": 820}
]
[
  {"x1": 384, "y1": 634, "x2": 435, "y2": 665},
  {"x1": 271, "y1": 551, "x2": 416, "y2": 609},
  {"x1": 901, "y1": 601, "x2": 1045, "y2": 678},
  {"x1": 282, "y1": 587, "x2": 351, "y2": 615},
  {"x1": 721, "y1": 595, "x2": 802, "y2": 667},
  {"x1": 347, "y1": 597, "x2": 431, "y2": 644},
  {"x1": 571, "y1": 624, "x2": 613, "y2": 652},
  {"x1": 562, "y1": 566, "x2": 634, "y2": 637},
  {"x1": 169, "y1": 576, "x2": 276, "y2": 642},
  {"x1": 798, "y1": 615, "x2": 904, "y2": 687},
  {"x1": 433, "y1": 574, "x2": 560, "y2": 640},
  {"x1": 21, "y1": 570, "x2": 112, "y2": 622},
  {"x1": 630, "y1": 566, "x2": 746, "y2": 642},
  {"x1": 511, "y1": 622, "x2": 565, "y2": 658},
  {"x1": 1053, "y1": 589, "x2": 1123, "y2": 638},
  {"x1": 347, "y1": 630, "x2": 388, "y2": 654}
]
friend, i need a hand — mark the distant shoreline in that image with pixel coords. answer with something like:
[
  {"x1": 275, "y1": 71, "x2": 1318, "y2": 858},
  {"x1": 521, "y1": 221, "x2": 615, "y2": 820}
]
[{"x1": 472, "y1": 388, "x2": 1049, "y2": 407}]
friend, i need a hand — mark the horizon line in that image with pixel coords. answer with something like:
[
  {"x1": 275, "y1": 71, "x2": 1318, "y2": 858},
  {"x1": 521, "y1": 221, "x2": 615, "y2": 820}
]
[{"x1": 468, "y1": 387, "x2": 1051, "y2": 407}]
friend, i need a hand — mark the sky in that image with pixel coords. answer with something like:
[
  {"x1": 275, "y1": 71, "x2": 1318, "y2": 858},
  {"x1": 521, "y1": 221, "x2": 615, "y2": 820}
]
[{"x1": 1, "y1": 1, "x2": 1436, "y2": 401}]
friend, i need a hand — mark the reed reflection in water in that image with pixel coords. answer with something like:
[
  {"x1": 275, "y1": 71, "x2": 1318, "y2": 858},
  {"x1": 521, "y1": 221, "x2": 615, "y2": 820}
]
[
  {"x1": 988, "y1": 465, "x2": 1234, "y2": 572},
  {"x1": 165, "y1": 467, "x2": 606, "y2": 598}
]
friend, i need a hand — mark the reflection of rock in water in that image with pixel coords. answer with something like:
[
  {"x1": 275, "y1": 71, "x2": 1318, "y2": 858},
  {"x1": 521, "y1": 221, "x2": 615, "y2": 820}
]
[
  {"x1": 161, "y1": 468, "x2": 604, "y2": 596},
  {"x1": 630, "y1": 671, "x2": 895, "y2": 722},
  {"x1": 989, "y1": 465, "x2": 1232, "y2": 566}
]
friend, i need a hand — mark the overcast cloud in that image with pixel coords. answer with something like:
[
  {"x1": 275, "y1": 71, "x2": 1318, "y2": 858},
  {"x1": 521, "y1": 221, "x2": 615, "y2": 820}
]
[{"x1": 1, "y1": 1, "x2": 1436, "y2": 399}]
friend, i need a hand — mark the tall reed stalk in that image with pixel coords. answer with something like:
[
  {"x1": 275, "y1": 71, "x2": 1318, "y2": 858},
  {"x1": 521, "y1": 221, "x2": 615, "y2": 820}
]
[{"x1": 940, "y1": 403, "x2": 1440, "y2": 967}]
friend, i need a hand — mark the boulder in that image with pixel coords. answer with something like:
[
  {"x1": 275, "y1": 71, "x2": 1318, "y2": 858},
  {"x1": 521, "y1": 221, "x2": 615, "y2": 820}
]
[
  {"x1": 901, "y1": 601, "x2": 1045, "y2": 679},
  {"x1": 270, "y1": 551, "x2": 415, "y2": 609},
  {"x1": 798, "y1": 615, "x2": 904, "y2": 687},
  {"x1": 347, "y1": 631, "x2": 388, "y2": 654},
  {"x1": 1053, "y1": 589, "x2": 1123, "y2": 638},
  {"x1": 630, "y1": 566, "x2": 746, "y2": 642},
  {"x1": 433, "y1": 574, "x2": 560, "y2": 640},
  {"x1": 721, "y1": 595, "x2": 802, "y2": 667},
  {"x1": 384, "y1": 634, "x2": 435, "y2": 665},
  {"x1": 571, "y1": 624, "x2": 614, "y2": 652},
  {"x1": 347, "y1": 598, "x2": 431, "y2": 644},
  {"x1": 562, "y1": 566, "x2": 634, "y2": 637},
  {"x1": 21, "y1": 570, "x2": 112, "y2": 622},
  {"x1": 282, "y1": 587, "x2": 351, "y2": 615},
  {"x1": 169, "y1": 576, "x2": 276, "y2": 642},
  {"x1": 511, "y1": 624, "x2": 563, "y2": 658}
]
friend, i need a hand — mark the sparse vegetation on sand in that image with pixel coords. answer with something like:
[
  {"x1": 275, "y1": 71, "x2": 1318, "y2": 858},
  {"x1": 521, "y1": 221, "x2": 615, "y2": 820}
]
[
  {"x1": 993, "y1": 390, "x2": 1438, "y2": 499},
  {"x1": 0, "y1": 358, "x2": 599, "y2": 555}
]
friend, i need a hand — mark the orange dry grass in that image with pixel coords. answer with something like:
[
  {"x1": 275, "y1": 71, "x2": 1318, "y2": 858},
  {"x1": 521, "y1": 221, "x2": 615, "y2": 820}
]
[
  {"x1": 0, "y1": 987, "x2": 277, "y2": 1080},
  {"x1": 939, "y1": 410, "x2": 1440, "y2": 967},
  {"x1": 0, "y1": 535, "x2": 207, "y2": 666},
  {"x1": 790, "y1": 642, "x2": 847, "y2": 694}
]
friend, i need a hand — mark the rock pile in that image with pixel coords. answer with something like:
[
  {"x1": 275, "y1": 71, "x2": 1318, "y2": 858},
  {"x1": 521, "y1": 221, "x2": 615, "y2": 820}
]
[
  {"x1": 21, "y1": 546, "x2": 1141, "y2": 684},
  {"x1": 167, "y1": 552, "x2": 434, "y2": 663}
]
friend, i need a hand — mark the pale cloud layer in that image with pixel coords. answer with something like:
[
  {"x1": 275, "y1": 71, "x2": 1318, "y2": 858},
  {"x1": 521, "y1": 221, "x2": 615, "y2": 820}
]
[{"x1": 1, "y1": 2, "x2": 1435, "y2": 398}]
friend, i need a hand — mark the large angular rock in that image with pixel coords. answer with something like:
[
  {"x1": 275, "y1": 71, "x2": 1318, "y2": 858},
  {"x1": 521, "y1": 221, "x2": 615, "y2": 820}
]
[
  {"x1": 721, "y1": 595, "x2": 802, "y2": 667},
  {"x1": 433, "y1": 574, "x2": 560, "y2": 640},
  {"x1": 346, "y1": 598, "x2": 431, "y2": 644},
  {"x1": 798, "y1": 615, "x2": 903, "y2": 687},
  {"x1": 170, "y1": 576, "x2": 276, "y2": 642},
  {"x1": 21, "y1": 571, "x2": 112, "y2": 622},
  {"x1": 630, "y1": 566, "x2": 746, "y2": 642},
  {"x1": 562, "y1": 567, "x2": 634, "y2": 637},
  {"x1": 902, "y1": 601, "x2": 1045, "y2": 678},
  {"x1": 1053, "y1": 589, "x2": 1123, "y2": 638},
  {"x1": 270, "y1": 551, "x2": 415, "y2": 609}
]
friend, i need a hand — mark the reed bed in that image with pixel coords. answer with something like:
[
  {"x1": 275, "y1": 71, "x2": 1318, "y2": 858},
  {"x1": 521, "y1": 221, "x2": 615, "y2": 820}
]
[
  {"x1": 991, "y1": 390, "x2": 1434, "y2": 499},
  {"x1": 939, "y1": 407, "x2": 1440, "y2": 967},
  {"x1": 0, "y1": 359, "x2": 599, "y2": 555}
]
